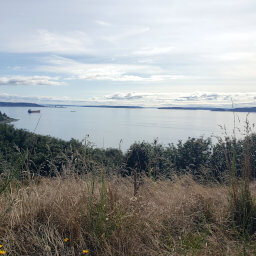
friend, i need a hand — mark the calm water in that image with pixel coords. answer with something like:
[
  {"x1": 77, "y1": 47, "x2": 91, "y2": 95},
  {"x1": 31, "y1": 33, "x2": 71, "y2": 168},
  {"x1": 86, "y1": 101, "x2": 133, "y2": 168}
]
[{"x1": 1, "y1": 107, "x2": 256, "y2": 151}]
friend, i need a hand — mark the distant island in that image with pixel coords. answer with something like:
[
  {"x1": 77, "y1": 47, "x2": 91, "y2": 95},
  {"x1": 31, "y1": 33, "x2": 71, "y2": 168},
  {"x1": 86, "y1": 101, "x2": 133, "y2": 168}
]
[
  {"x1": 45, "y1": 104, "x2": 144, "y2": 109},
  {"x1": 46, "y1": 104, "x2": 144, "y2": 109},
  {"x1": 0, "y1": 102, "x2": 44, "y2": 107},
  {"x1": 158, "y1": 106, "x2": 256, "y2": 112},
  {"x1": 82, "y1": 105, "x2": 143, "y2": 109}
]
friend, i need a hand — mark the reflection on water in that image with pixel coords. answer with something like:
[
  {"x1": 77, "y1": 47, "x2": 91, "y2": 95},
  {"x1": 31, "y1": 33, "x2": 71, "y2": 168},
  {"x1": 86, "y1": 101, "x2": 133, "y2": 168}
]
[{"x1": 1, "y1": 107, "x2": 256, "y2": 151}]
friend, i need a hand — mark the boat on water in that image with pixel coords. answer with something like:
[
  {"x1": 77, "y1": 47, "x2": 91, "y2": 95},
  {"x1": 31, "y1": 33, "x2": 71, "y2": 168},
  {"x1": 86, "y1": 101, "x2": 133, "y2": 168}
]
[{"x1": 28, "y1": 109, "x2": 40, "y2": 114}]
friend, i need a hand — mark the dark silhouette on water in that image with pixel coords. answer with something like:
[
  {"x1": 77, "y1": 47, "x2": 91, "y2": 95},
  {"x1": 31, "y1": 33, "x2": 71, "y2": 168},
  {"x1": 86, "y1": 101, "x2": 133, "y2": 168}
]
[{"x1": 28, "y1": 109, "x2": 40, "y2": 114}]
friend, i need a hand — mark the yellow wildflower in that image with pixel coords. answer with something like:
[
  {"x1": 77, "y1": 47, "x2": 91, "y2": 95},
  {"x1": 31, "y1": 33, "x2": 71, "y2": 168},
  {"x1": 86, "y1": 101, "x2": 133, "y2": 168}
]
[
  {"x1": 82, "y1": 249, "x2": 89, "y2": 254},
  {"x1": 0, "y1": 250, "x2": 6, "y2": 255},
  {"x1": 0, "y1": 246, "x2": 2, "y2": 248},
  {"x1": 64, "y1": 238, "x2": 69, "y2": 242}
]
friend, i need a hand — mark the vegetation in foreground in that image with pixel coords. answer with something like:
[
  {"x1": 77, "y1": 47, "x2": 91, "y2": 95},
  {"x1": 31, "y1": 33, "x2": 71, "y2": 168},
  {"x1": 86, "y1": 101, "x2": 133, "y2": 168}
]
[
  {"x1": 1, "y1": 117, "x2": 256, "y2": 181},
  {"x1": 1, "y1": 111, "x2": 256, "y2": 255},
  {"x1": 1, "y1": 175, "x2": 256, "y2": 255}
]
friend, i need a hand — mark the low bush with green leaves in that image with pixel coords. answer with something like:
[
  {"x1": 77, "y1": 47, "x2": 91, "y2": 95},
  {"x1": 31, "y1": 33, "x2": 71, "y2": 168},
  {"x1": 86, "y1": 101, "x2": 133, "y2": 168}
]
[{"x1": 1, "y1": 121, "x2": 256, "y2": 182}]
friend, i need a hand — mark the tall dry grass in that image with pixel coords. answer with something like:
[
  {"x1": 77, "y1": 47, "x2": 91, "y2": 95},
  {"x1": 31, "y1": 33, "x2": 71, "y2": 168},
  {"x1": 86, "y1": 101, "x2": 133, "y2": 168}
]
[{"x1": 1, "y1": 175, "x2": 256, "y2": 255}]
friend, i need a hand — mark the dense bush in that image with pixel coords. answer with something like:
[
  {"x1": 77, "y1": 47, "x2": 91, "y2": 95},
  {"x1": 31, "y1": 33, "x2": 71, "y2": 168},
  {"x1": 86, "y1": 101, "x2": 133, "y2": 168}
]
[
  {"x1": 0, "y1": 124, "x2": 74, "y2": 176},
  {"x1": 1, "y1": 121, "x2": 256, "y2": 181},
  {"x1": 124, "y1": 140, "x2": 173, "y2": 178},
  {"x1": 167, "y1": 137, "x2": 212, "y2": 174},
  {"x1": 125, "y1": 135, "x2": 256, "y2": 180},
  {"x1": 0, "y1": 123, "x2": 124, "y2": 177}
]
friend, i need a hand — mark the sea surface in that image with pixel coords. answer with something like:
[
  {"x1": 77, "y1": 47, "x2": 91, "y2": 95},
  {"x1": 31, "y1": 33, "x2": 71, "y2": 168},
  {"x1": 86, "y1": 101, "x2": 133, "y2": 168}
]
[{"x1": 1, "y1": 106, "x2": 256, "y2": 151}]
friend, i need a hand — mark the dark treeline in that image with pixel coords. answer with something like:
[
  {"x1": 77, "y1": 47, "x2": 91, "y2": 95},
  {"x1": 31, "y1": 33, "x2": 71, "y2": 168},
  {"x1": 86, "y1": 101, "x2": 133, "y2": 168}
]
[
  {"x1": 0, "y1": 111, "x2": 9, "y2": 122},
  {"x1": 1, "y1": 122, "x2": 256, "y2": 181}
]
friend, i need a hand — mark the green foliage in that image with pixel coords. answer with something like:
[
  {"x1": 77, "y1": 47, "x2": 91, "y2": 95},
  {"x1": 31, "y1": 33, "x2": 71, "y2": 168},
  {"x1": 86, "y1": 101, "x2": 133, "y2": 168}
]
[
  {"x1": 124, "y1": 137, "x2": 224, "y2": 179},
  {"x1": 124, "y1": 140, "x2": 174, "y2": 178},
  {"x1": 125, "y1": 142, "x2": 153, "y2": 174},
  {"x1": 0, "y1": 123, "x2": 86, "y2": 176},
  {"x1": 81, "y1": 175, "x2": 124, "y2": 252},
  {"x1": 224, "y1": 134, "x2": 256, "y2": 240},
  {"x1": 0, "y1": 124, "x2": 124, "y2": 178},
  {"x1": 1, "y1": 122, "x2": 256, "y2": 183},
  {"x1": 230, "y1": 184, "x2": 256, "y2": 238},
  {"x1": 0, "y1": 111, "x2": 9, "y2": 122},
  {"x1": 181, "y1": 233, "x2": 205, "y2": 255},
  {"x1": 88, "y1": 147, "x2": 124, "y2": 171},
  {"x1": 168, "y1": 137, "x2": 212, "y2": 174}
]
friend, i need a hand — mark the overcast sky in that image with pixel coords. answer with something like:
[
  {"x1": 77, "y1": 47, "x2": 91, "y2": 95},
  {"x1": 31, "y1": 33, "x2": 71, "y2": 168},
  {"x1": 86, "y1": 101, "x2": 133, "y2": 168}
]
[{"x1": 0, "y1": 0, "x2": 256, "y2": 107}]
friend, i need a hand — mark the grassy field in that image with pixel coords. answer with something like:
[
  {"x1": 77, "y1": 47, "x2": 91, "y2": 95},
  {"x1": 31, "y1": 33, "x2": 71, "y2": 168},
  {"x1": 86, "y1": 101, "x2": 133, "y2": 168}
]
[{"x1": 1, "y1": 174, "x2": 256, "y2": 256}]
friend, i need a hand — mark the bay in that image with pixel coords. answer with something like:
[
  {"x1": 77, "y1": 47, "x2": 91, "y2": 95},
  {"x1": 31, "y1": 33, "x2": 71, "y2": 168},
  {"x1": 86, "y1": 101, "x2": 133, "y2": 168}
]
[{"x1": 1, "y1": 106, "x2": 256, "y2": 151}]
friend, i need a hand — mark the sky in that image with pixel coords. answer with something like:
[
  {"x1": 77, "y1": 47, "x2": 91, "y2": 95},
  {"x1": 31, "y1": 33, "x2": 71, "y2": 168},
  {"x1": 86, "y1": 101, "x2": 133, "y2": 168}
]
[{"x1": 0, "y1": 0, "x2": 256, "y2": 107}]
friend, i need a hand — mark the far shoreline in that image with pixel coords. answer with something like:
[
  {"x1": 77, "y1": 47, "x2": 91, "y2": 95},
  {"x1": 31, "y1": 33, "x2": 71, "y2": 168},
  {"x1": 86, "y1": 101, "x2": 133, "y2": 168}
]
[{"x1": 0, "y1": 101, "x2": 256, "y2": 113}]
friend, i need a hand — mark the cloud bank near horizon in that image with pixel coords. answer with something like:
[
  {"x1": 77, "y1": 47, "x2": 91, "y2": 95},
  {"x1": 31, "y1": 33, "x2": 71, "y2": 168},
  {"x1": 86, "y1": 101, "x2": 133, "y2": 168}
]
[{"x1": 1, "y1": 92, "x2": 256, "y2": 108}]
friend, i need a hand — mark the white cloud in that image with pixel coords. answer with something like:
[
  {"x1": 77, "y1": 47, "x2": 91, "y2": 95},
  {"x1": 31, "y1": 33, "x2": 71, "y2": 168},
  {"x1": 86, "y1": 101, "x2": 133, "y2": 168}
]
[
  {"x1": 101, "y1": 27, "x2": 150, "y2": 44},
  {"x1": 0, "y1": 76, "x2": 63, "y2": 86},
  {"x1": 3, "y1": 30, "x2": 93, "y2": 54},
  {"x1": 133, "y1": 47, "x2": 175, "y2": 56},
  {"x1": 105, "y1": 92, "x2": 143, "y2": 100},
  {"x1": 0, "y1": 93, "x2": 86, "y2": 104},
  {"x1": 1, "y1": 91, "x2": 256, "y2": 107},
  {"x1": 39, "y1": 56, "x2": 184, "y2": 82},
  {"x1": 102, "y1": 92, "x2": 256, "y2": 107},
  {"x1": 1, "y1": 0, "x2": 256, "y2": 95},
  {"x1": 95, "y1": 20, "x2": 111, "y2": 27}
]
